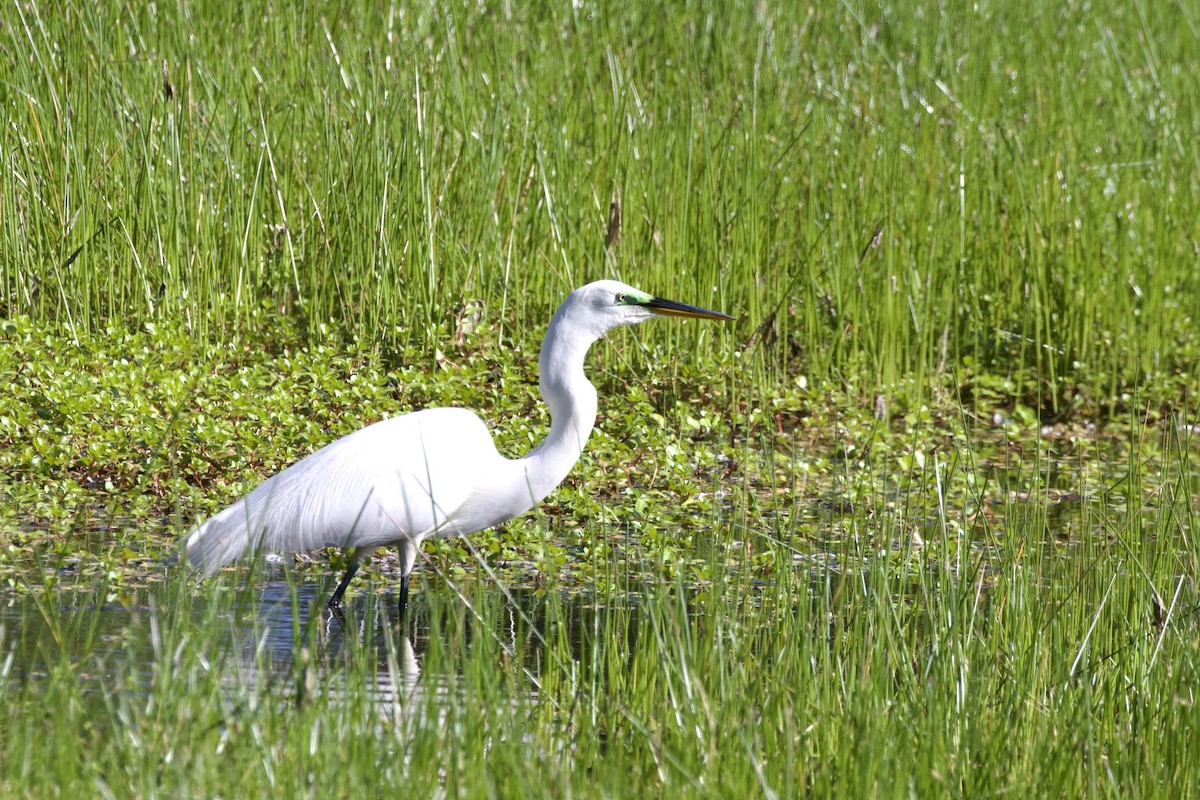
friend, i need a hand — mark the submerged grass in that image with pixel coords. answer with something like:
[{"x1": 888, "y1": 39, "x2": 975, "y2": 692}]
[
  {"x1": 1, "y1": 404, "x2": 1196, "y2": 796},
  {"x1": 3, "y1": 0, "x2": 1200, "y2": 795},
  {"x1": 2, "y1": 455, "x2": 1199, "y2": 798}
]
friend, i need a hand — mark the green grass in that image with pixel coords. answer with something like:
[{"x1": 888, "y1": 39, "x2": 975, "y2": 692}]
[
  {"x1": 3, "y1": 0, "x2": 1200, "y2": 796},
  {"x1": 4, "y1": 0, "x2": 1199, "y2": 409},
  {"x1": 2, "y1": 445, "x2": 1199, "y2": 797}
]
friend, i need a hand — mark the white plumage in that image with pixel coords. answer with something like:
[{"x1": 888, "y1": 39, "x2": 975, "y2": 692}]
[{"x1": 183, "y1": 280, "x2": 732, "y2": 616}]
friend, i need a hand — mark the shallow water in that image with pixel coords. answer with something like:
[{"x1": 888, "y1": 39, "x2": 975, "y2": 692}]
[
  {"x1": 3, "y1": 425, "x2": 1193, "y2": 709},
  {"x1": 0, "y1": 571, "x2": 629, "y2": 721}
]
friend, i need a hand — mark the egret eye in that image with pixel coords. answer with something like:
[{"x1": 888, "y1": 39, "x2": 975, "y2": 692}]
[{"x1": 616, "y1": 293, "x2": 626, "y2": 304}]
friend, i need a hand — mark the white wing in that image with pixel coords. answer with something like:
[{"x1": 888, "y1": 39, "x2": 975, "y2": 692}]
[{"x1": 185, "y1": 407, "x2": 510, "y2": 574}]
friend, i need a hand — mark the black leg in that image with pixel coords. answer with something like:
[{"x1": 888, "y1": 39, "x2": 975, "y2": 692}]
[
  {"x1": 327, "y1": 560, "x2": 361, "y2": 625},
  {"x1": 398, "y1": 570, "x2": 410, "y2": 619}
]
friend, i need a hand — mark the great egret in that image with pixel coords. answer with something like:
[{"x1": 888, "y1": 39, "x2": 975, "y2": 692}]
[{"x1": 184, "y1": 280, "x2": 733, "y2": 616}]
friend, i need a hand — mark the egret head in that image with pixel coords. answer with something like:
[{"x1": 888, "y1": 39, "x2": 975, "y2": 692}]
[{"x1": 561, "y1": 279, "x2": 734, "y2": 340}]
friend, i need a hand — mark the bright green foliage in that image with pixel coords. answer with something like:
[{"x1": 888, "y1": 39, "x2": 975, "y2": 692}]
[
  {"x1": 3, "y1": 0, "x2": 1199, "y2": 408},
  {"x1": 3, "y1": 0, "x2": 1200, "y2": 796},
  {"x1": 2, "y1": 492, "x2": 1200, "y2": 799}
]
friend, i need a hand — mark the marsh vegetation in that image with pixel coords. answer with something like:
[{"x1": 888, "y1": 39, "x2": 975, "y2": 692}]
[{"x1": 2, "y1": 0, "x2": 1199, "y2": 795}]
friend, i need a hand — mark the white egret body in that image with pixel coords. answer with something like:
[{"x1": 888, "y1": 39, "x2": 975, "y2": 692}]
[{"x1": 184, "y1": 280, "x2": 732, "y2": 614}]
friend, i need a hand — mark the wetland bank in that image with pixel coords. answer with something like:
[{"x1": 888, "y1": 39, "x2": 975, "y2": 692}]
[{"x1": 3, "y1": 0, "x2": 1200, "y2": 796}]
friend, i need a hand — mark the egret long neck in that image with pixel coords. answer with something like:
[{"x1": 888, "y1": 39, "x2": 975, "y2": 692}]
[{"x1": 518, "y1": 312, "x2": 600, "y2": 503}]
